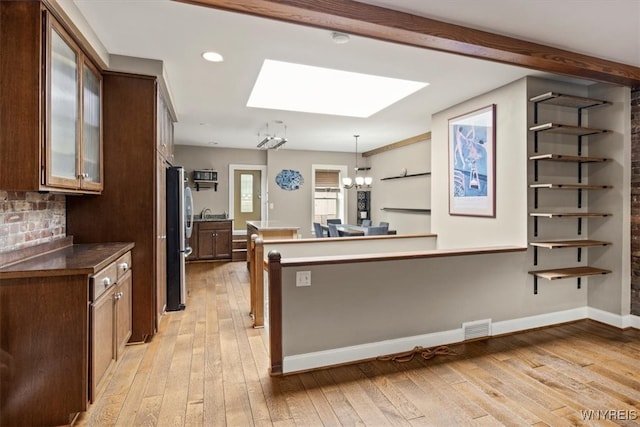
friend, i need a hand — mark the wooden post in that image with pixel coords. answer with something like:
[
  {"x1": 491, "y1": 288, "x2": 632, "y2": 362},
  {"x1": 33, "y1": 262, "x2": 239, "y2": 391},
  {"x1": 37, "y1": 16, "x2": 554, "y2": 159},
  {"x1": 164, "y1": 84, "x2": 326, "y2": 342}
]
[
  {"x1": 253, "y1": 237, "x2": 265, "y2": 328},
  {"x1": 268, "y1": 250, "x2": 283, "y2": 375}
]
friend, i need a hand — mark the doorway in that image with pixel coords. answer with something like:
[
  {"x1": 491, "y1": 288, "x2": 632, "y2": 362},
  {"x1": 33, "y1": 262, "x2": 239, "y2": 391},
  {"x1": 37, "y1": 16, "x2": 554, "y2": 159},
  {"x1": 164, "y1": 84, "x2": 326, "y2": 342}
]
[{"x1": 229, "y1": 164, "x2": 267, "y2": 233}]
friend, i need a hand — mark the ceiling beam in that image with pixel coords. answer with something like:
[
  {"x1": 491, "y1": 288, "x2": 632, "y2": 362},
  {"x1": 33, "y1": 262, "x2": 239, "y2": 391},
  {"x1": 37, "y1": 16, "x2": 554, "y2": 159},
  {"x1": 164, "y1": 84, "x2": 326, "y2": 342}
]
[
  {"x1": 362, "y1": 132, "x2": 430, "y2": 157},
  {"x1": 176, "y1": 0, "x2": 640, "y2": 88}
]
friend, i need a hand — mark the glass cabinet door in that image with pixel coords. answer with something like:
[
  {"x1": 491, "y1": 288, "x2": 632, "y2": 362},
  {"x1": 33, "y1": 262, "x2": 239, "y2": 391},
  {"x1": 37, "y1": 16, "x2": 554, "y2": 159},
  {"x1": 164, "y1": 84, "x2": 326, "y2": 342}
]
[
  {"x1": 47, "y1": 22, "x2": 80, "y2": 188},
  {"x1": 81, "y1": 60, "x2": 102, "y2": 190}
]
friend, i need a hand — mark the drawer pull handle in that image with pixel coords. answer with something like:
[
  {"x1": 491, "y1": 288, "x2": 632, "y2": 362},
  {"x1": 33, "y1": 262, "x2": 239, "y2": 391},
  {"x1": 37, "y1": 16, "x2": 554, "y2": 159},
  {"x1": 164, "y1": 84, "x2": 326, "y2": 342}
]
[
  {"x1": 119, "y1": 262, "x2": 129, "y2": 271},
  {"x1": 102, "y1": 277, "x2": 111, "y2": 287}
]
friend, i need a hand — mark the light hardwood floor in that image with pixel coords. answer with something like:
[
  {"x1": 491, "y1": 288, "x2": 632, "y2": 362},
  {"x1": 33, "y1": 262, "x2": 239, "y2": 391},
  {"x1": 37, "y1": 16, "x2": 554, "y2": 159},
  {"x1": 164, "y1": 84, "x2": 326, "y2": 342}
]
[{"x1": 76, "y1": 261, "x2": 640, "y2": 426}]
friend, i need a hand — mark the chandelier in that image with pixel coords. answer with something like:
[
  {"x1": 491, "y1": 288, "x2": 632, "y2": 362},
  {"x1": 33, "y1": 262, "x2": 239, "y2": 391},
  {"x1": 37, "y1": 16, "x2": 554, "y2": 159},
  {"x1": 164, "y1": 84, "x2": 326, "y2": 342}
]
[
  {"x1": 342, "y1": 134, "x2": 372, "y2": 189},
  {"x1": 257, "y1": 121, "x2": 287, "y2": 150}
]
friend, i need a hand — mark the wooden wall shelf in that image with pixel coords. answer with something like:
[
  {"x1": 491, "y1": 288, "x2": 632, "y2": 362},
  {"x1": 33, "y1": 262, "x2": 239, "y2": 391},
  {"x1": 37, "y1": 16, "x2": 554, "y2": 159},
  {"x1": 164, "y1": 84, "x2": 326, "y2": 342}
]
[
  {"x1": 529, "y1": 123, "x2": 609, "y2": 136},
  {"x1": 528, "y1": 91, "x2": 613, "y2": 295},
  {"x1": 528, "y1": 266, "x2": 611, "y2": 294},
  {"x1": 529, "y1": 153, "x2": 610, "y2": 163},
  {"x1": 529, "y1": 183, "x2": 612, "y2": 190},
  {"x1": 529, "y1": 92, "x2": 611, "y2": 110},
  {"x1": 380, "y1": 172, "x2": 431, "y2": 181},
  {"x1": 381, "y1": 208, "x2": 431, "y2": 214}
]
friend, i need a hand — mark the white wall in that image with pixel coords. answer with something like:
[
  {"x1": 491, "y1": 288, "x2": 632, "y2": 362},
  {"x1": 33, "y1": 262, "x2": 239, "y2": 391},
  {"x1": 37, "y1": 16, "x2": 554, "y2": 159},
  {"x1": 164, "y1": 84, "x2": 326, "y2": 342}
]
[
  {"x1": 173, "y1": 146, "x2": 266, "y2": 216},
  {"x1": 369, "y1": 140, "x2": 431, "y2": 234},
  {"x1": 587, "y1": 84, "x2": 632, "y2": 316},
  {"x1": 266, "y1": 149, "x2": 358, "y2": 238},
  {"x1": 174, "y1": 145, "x2": 358, "y2": 237},
  {"x1": 431, "y1": 78, "x2": 528, "y2": 249}
]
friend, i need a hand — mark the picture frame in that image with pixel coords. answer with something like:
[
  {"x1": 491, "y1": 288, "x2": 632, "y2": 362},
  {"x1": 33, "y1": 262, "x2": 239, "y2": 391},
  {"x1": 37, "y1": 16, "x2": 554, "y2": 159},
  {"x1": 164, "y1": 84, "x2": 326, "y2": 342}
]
[{"x1": 448, "y1": 104, "x2": 496, "y2": 217}]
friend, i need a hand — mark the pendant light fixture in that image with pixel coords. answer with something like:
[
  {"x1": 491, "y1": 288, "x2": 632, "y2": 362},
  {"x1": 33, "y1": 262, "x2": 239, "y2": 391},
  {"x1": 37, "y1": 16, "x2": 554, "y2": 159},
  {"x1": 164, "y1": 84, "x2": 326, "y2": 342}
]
[{"x1": 343, "y1": 134, "x2": 372, "y2": 189}]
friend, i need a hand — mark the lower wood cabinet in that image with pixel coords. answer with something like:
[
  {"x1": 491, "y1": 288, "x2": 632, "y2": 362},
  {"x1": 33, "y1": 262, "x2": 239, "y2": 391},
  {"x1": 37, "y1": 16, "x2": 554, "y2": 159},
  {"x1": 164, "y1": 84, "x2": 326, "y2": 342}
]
[
  {"x1": 0, "y1": 240, "x2": 133, "y2": 426},
  {"x1": 193, "y1": 220, "x2": 232, "y2": 261},
  {"x1": 90, "y1": 252, "x2": 133, "y2": 402}
]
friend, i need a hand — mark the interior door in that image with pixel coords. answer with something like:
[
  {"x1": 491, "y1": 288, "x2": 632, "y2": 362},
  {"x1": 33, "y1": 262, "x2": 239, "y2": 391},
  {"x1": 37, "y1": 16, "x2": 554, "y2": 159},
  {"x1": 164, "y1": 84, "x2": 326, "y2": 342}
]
[{"x1": 234, "y1": 169, "x2": 261, "y2": 231}]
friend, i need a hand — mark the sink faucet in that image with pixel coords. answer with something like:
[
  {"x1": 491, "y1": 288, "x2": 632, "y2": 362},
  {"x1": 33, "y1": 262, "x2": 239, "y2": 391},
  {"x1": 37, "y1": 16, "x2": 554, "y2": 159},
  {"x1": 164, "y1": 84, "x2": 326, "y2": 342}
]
[{"x1": 201, "y1": 208, "x2": 212, "y2": 219}]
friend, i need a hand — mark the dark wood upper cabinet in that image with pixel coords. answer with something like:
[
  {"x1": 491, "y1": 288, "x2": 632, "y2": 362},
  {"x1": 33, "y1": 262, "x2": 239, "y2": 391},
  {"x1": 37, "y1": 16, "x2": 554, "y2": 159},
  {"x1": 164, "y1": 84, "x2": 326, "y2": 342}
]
[{"x1": 0, "y1": 2, "x2": 103, "y2": 193}]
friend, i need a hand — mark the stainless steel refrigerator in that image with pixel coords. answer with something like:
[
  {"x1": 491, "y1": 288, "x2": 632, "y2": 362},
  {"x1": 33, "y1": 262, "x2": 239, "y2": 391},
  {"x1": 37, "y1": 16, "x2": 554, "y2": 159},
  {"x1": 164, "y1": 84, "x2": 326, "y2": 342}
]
[{"x1": 166, "y1": 166, "x2": 194, "y2": 311}]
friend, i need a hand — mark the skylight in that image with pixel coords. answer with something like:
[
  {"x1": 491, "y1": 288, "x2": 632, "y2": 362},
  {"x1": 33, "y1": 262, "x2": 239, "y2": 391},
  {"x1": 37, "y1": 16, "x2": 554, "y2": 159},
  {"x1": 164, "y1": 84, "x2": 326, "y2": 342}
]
[{"x1": 246, "y1": 60, "x2": 429, "y2": 118}]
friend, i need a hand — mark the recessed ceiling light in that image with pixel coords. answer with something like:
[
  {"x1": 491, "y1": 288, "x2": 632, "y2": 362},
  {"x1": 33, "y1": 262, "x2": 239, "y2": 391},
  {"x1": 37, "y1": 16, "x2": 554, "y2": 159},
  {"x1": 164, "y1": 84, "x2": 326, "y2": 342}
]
[
  {"x1": 331, "y1": 32, "x2": 350, "y2": 44},
  {"x1": 202, "y1": 51, "x2": 224, "y2": 62},
  {"x1": 247, "y1": 59, "x2": 429, "y2": 118}
]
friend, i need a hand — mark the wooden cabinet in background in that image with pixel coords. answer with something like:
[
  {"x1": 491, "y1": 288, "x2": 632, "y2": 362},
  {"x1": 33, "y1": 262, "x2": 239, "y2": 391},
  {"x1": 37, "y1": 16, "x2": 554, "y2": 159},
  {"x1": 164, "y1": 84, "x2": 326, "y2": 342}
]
[
  {"x1": 0, "y1": 2, "x2": 103, "y2": 193},
  {"x1": 67, "y1": 72, "x2": 175, "y2": 342},
  {"x1": 192, "y1": 221, "x2": 232, "y2": 261}
]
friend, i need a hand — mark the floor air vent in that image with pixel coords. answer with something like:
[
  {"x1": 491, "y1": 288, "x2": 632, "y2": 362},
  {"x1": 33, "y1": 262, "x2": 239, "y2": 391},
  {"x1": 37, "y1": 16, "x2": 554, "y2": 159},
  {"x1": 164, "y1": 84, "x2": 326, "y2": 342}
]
[{"x1": 463, "y1": 319, "x2": 492, "y2": 341}]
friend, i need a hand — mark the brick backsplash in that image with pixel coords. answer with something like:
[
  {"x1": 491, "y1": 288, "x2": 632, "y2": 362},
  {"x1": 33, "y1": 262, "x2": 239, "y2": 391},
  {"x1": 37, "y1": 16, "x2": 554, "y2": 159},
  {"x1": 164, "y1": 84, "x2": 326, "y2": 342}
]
[{"x1": 0, "y1": 191, "x2": 66, "y2": 253}]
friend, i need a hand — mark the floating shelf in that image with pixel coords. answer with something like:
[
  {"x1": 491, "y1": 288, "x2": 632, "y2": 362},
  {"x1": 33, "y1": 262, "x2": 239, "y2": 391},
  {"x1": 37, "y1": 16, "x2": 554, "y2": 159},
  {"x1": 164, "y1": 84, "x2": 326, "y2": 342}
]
[
  {"x1": 530, "y1": 240, "x2": 611, "y2": 249},
  {"x1": 381, "y1": 208, "x2": 431, "y2": 214},
  {"x1": 530, "y1": 212, "x2": 611, "y2": 218},
  {"x1": 528, "y1": 266, "x2": 611, "y2": 295},
  {"x1": 529, "y1": 183, "x2": 612, "y2": 190},
  {"x1": 194, "y1": 180, "x2": 218, "y2": 191},
  {"x1": 530, "y1": 212, "x2": 610, "y2": 238},
  {"x1": 529, "y1": 123, "x2": 609, "y2": 136},
  {"x1": 529, "y1": 153, "x2": 609, "y2": 163},
  {"x1": 530, "y1": 239, "x2": 611, "y2": 266},
  {"x1": 529, "y1": 266, "x2": 611, "y2": 280},
  {"x1": 380, "y1": 172, "x2": 431, "y2": 181},
  {"x1": 529, "y1": 92, "x2": 611, "y2": 110}
]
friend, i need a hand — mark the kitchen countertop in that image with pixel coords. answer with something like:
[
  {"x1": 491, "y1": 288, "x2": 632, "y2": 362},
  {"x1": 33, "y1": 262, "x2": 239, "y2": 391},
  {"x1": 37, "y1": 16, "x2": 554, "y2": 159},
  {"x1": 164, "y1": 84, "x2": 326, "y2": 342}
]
[
  {"x1": 0, "y1": 238, "x2": 135, "y2": 279},
  {"x1": 193, "y1": 217, "x2": 233, "y2": 222},
  {"x1": 246, "y1": 220, "x2": 300, "y2": 231}
]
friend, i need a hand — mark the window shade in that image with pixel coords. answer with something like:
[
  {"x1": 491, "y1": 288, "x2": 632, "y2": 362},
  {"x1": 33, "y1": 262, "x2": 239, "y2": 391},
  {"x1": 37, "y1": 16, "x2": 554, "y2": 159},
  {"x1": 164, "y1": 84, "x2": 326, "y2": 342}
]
[{"x1": 315, "y1": 170, "x2": 340, "y2": 188}]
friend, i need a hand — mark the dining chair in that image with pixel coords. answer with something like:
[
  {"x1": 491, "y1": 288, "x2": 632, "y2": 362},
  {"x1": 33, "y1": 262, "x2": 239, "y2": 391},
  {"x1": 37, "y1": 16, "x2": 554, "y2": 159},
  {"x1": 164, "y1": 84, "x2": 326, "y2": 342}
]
[
  {"x1": 365, "y1": 225, "x2": 388, "y2": 235},
  {"x1": 327, "y1": 218, "x2": 342, "y2": 225},
  {"x1": 313, "y1": 222, "x2": 326, "y2": 238},
  {"x1": 328, "y1": 223, "x2": 340, "y2": 237},
  {"x1": 361, "y1": 219, "x2": 372, "y2": 226}
]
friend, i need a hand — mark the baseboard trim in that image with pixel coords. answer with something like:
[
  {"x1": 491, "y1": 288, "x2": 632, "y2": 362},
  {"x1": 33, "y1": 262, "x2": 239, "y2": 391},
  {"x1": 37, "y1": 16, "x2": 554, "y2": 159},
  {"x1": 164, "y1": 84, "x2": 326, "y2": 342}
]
[
  {"x1": 282, "y1": 307, "x2": 638, "y2": 374},
  {"x1": 283, "y1": 328, "x2": 463, "y2": 374},
  {"x1": 491, "y1": 307, "x2": 587, "y2": 336}
]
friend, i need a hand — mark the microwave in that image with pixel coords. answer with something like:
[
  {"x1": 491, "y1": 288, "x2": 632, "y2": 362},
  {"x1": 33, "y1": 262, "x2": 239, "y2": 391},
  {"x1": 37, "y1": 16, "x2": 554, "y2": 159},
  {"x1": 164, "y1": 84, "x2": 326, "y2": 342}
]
[{"x1": 192, "y1": 169, "x2": 218, "y2": 182}]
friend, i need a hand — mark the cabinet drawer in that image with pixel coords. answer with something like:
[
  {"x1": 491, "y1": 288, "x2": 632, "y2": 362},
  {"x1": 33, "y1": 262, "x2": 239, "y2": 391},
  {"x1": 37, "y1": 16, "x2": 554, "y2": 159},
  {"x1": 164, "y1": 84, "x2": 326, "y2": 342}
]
[
  {"x1": 91, "y1": 263, "x2": 117, "y2": 301},
  {"x1": 115, "y1": 251, "x2": 132, "y2": 280}
]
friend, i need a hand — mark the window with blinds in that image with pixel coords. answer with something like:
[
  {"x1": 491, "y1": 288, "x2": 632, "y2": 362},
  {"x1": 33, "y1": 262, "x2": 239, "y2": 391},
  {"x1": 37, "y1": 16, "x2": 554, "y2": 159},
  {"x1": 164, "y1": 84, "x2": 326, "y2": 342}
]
[{"x1": 314, "y1": 169, "x2": 341, "y2": 224}]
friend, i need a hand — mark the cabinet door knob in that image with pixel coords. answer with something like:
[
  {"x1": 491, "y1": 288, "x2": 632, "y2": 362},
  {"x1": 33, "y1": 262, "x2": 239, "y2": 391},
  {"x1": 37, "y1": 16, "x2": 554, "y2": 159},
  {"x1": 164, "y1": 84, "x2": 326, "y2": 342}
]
[{"x1": 102, "y1": 277, "x2": 111, "y2": 287}]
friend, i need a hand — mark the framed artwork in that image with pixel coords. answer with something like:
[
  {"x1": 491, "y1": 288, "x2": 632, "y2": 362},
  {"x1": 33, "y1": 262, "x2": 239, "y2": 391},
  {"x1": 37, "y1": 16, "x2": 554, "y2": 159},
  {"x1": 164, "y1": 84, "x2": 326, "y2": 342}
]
[{"x1": 448, "y1": 104, "x2": 496, "y2": 217}]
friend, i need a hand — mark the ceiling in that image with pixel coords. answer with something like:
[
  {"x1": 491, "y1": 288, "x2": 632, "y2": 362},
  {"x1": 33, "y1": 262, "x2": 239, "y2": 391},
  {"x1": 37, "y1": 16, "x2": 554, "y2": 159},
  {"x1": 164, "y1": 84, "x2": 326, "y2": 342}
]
[{"x1": 72, "y1": 0, "x2": 640, "y2": 153}]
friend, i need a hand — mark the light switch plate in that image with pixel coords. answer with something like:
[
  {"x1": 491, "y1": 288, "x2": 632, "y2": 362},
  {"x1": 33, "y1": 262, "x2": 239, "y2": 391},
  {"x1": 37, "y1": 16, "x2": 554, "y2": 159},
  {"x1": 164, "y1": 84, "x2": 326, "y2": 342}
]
[{"x1": 296, "y1": 271, "x2": 311, "y2": 287}]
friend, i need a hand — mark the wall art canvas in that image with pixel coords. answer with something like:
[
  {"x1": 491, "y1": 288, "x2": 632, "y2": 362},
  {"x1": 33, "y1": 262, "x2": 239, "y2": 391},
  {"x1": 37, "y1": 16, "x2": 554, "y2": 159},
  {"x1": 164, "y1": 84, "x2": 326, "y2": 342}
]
[
  {"x1": 448, "y1": 104, "x2": 496, "y2": 217},
  {"x1": 275, "y1": 169, "x2": 304, "y2": 191}
]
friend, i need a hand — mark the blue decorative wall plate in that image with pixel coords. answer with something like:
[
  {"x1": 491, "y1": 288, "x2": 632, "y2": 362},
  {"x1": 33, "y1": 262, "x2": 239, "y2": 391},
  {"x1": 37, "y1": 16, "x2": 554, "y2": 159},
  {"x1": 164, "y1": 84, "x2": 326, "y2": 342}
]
[{"x1": 275, "y1": 169, "x2": 304, "y2": 191}]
